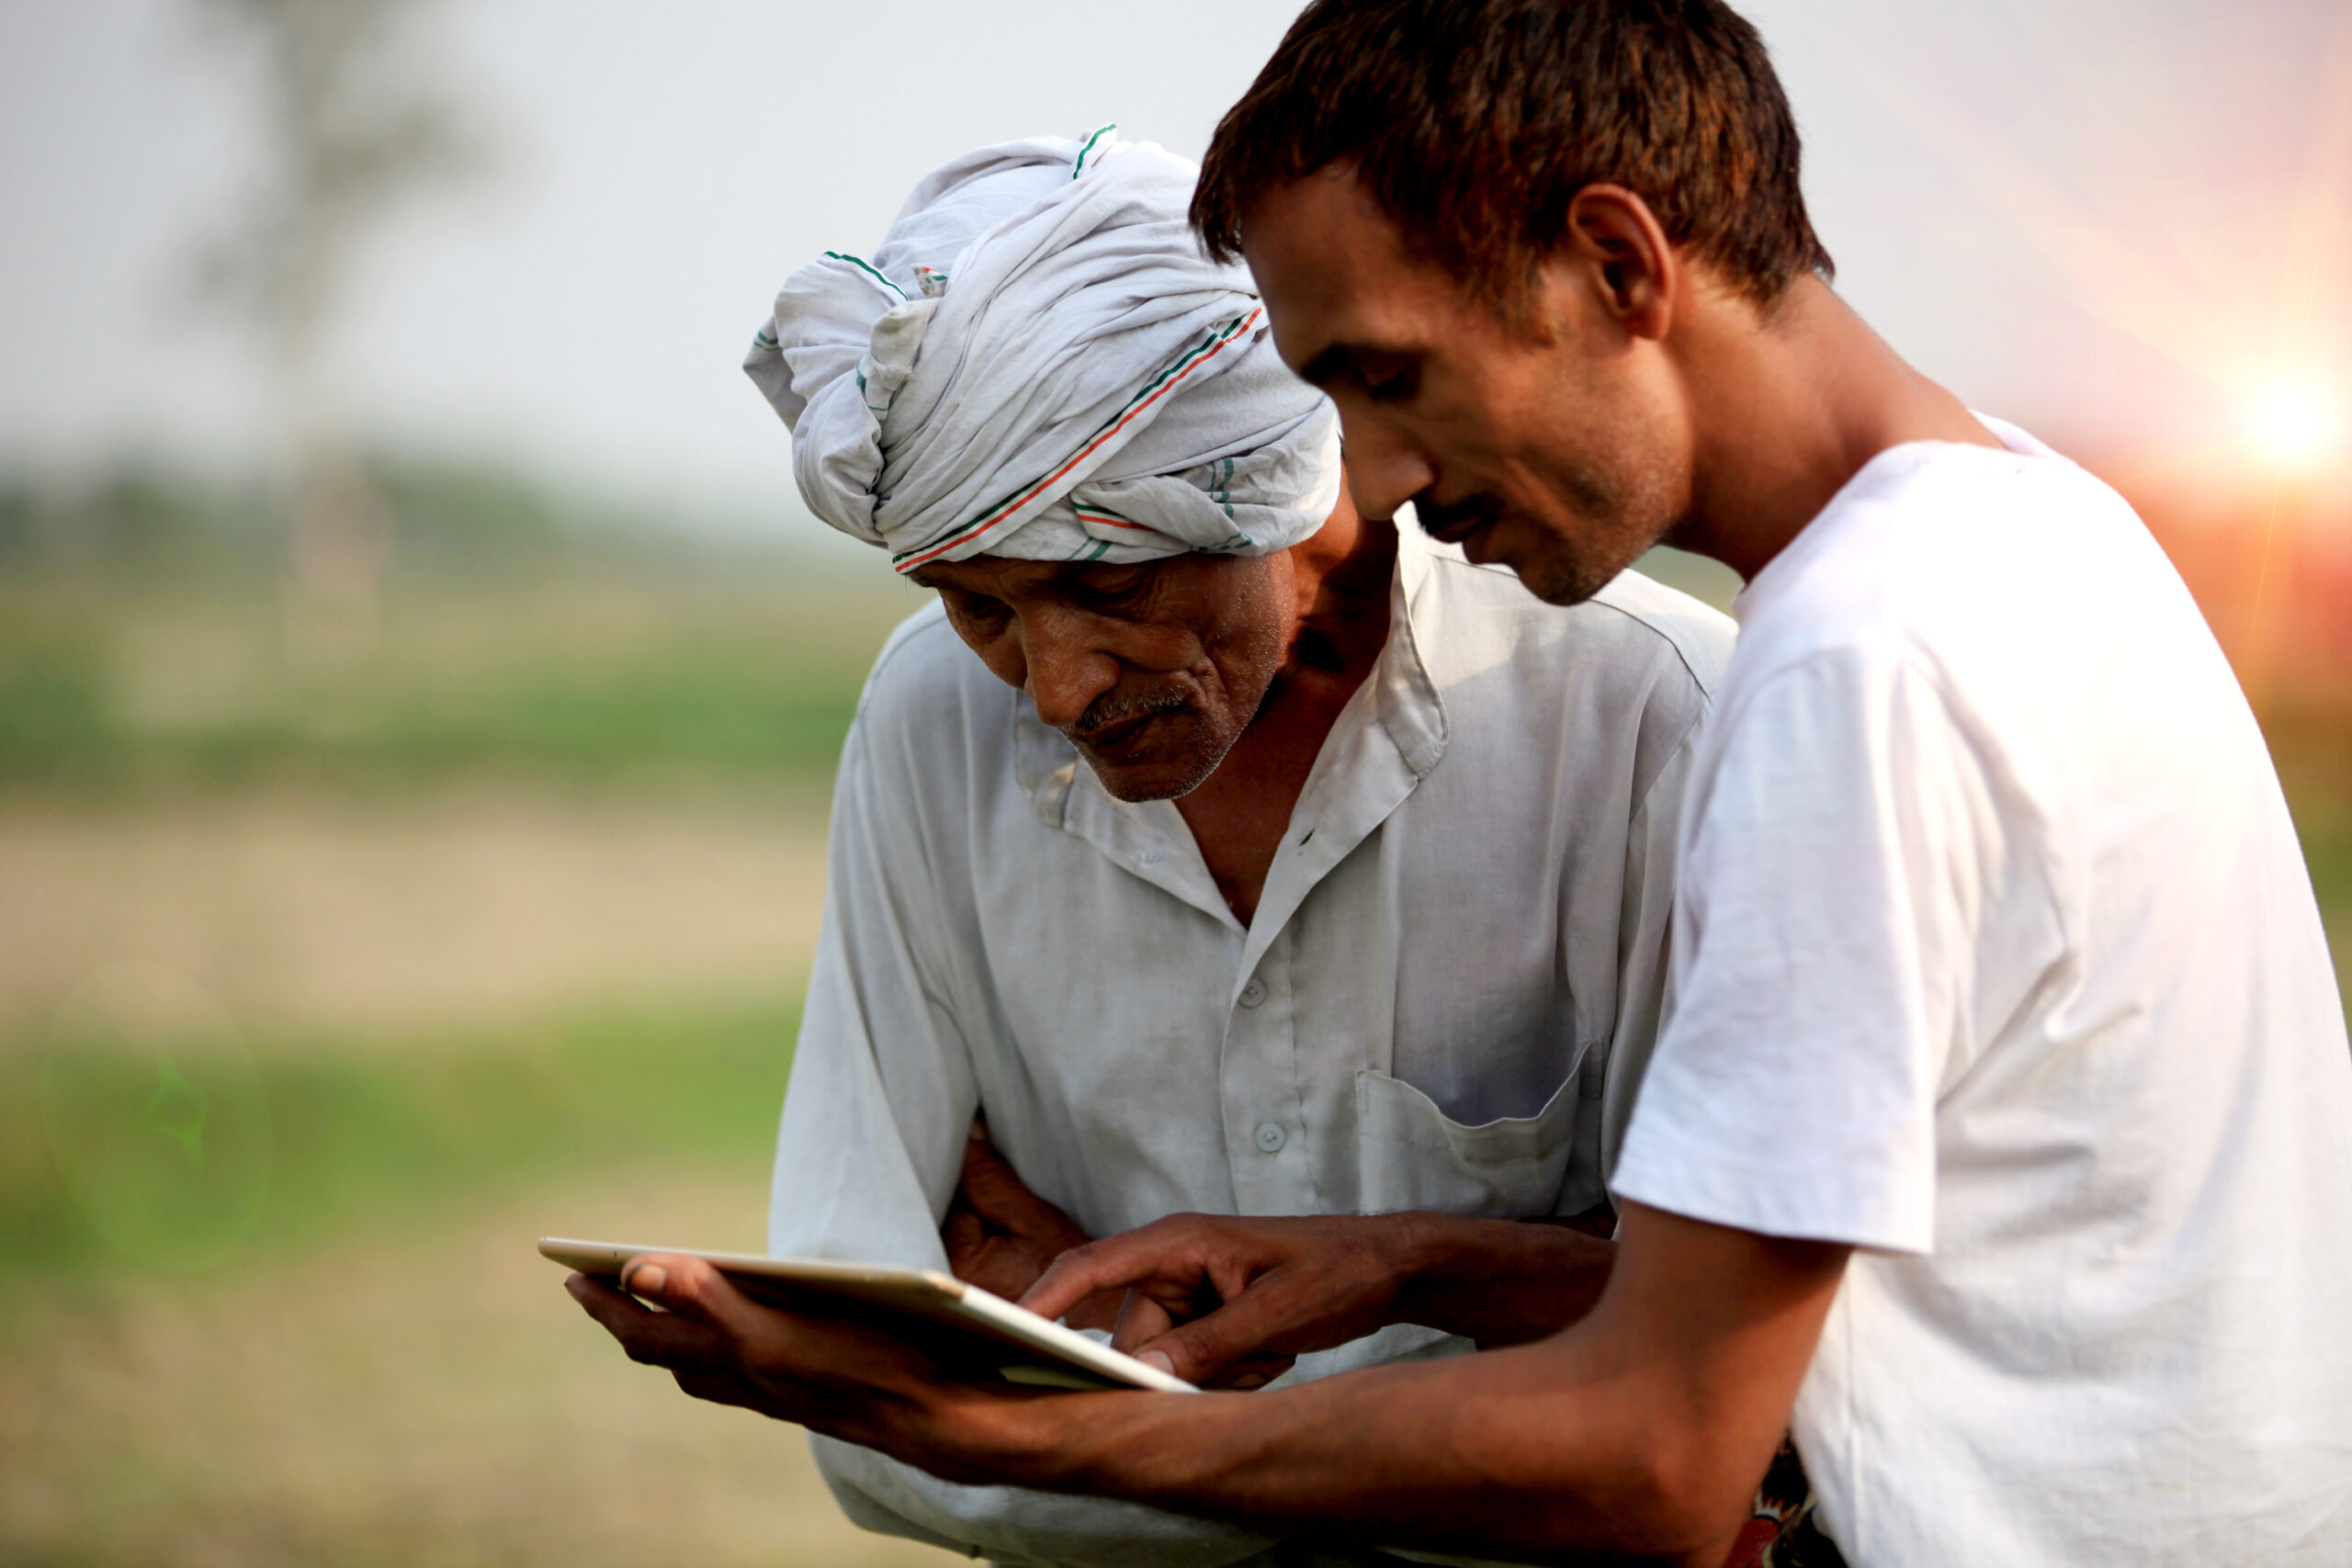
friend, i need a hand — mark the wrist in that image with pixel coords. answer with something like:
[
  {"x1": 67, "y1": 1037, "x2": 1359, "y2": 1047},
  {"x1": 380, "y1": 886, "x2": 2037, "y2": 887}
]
[
  {"x1": 1059, "y1": 1387, "x2": 1256, "y2": 1504},
  {"x1": 893, "y1": 1384, "x2": 1094, "y2": 1491},
  {"x1": 1380, "y1": 1213, "x2": 1487, "y2": 1329},
  {"x1": 1384, "y1": 1214, "x2": 1613, "y2": 1344}
]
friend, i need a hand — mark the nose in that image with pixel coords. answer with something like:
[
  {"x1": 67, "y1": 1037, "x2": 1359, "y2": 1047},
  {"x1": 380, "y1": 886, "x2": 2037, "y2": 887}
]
[
  {"x1": 1018, "y1": 609, "x2": 1121, "y2": 730},
  {"x1": 1336, "y1": 411, "x2": 1437, "y2": 524}
]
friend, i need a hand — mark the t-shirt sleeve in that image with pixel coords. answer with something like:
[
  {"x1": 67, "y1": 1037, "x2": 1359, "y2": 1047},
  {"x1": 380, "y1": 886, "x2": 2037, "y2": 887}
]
[{"x1": 1610, "y1": 649, "x2": 2004, "y2": 1254}]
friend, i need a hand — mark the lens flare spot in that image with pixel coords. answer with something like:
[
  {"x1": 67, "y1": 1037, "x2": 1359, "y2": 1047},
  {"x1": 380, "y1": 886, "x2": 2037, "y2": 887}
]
[
  {"x1": 40, "y1": 967, "x2": 271, "y2": 1271},
  {"x1": 137, "y1": 1053, "x2": 212, "y2": 1171},
  {"x1": 2242, "y1": 377, "x2": 2346, "y2": 470}
]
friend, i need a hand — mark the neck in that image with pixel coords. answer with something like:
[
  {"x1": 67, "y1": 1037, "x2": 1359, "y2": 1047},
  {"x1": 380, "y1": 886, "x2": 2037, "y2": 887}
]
[
  {"x1": 1278, "y1": 490, "x2": 1399, "y2": 681},
  {"x1": 1672, "y1": 276, "x2": 2002, "y2": 581}
]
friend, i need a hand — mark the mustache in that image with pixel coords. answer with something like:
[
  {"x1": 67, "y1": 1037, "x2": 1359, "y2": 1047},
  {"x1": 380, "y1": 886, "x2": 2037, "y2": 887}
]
[
  {"x1": 1412, "y1": 491, "x2": 1505, "y2": 543},
  {"x1": 1064, "y1": 687, "x2": 1192, "y2": 739}
]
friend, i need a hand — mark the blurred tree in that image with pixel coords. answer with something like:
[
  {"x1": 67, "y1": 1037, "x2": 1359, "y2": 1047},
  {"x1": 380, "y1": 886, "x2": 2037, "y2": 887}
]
[{"x1": 193, "y1": 0, "x2": 485, "y2": 666}]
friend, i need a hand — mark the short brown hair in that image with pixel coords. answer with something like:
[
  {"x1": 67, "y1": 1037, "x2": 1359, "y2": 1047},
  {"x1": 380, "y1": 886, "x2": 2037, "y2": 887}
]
[{"x1": 1193, "y1": 0, "x2": 1834, "y2": 311}]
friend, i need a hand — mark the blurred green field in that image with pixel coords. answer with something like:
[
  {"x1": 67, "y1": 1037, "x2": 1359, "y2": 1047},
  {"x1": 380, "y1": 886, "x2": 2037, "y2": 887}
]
[
  {"x1": 0, "y1": 1000, "x2": 968, "y2": 1568},
  {"x1": 0, "y1": 470, "x2": 956, "y2": 1566},
  {"x1": 0, "y1": 464, "x2": 925, "y2": 794},
  {"x1": 0, "y1": 576, "x2": 910, "y2": 795},
  {"x1": 0, "y1": 479, "x2": 2345, "y2": 1566},
  {"x1": 1, "y1": 1000, "x2": 803, "y2": 1278}
]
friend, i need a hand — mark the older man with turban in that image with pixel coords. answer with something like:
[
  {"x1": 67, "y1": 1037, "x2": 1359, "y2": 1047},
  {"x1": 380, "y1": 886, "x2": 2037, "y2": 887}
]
[{"x1": 707, "y1": 130, "x2": 1740, "y2": 1566}]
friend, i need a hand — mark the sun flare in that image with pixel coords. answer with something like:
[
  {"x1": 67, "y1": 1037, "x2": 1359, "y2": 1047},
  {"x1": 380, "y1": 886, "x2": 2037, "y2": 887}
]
[{"x1": 2241, "y1": 376, "x2": 2347, "y2": 471}]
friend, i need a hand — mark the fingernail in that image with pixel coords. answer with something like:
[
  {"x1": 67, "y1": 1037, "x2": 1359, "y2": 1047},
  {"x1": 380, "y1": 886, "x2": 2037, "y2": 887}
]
[
  {"x1": 626, "y1": 1264, "x2": 667, "y2": 1295},
  {"x1": 1139, "y1": 1350, "x2": 1174, "y2": 1375}
]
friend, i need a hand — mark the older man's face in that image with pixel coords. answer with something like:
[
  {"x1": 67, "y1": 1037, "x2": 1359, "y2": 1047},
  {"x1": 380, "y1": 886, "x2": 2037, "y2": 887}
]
[{"x1": 909, "y1": 550, "x2": 1295, "y2": 801}]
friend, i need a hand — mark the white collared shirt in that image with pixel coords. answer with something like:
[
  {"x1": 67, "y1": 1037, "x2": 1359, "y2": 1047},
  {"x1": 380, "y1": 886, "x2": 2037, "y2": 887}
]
[{"x1": 770, "y1": 525, "x2": 1732, "y2": 1568}]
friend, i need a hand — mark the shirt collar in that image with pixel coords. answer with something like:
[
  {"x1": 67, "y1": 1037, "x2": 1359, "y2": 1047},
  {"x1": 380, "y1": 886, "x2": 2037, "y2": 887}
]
[{"x1": 1376, "y1": 517, "x2": 1452, "y2": 778}]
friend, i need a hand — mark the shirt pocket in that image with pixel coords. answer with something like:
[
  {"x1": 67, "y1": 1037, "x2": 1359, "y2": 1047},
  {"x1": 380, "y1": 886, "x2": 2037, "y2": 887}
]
[{"x1": 1352, "y1": 1065, "x2": 1582, "y2": 1218}]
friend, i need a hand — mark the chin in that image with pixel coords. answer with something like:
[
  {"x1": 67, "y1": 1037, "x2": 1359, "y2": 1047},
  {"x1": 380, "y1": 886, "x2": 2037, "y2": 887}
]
[
  {"x1": 1078, "y1": 731, "x2": 1234, "y2": 804},
  {"x1": 1082, "y1": 749, "x2": 1221, "y2": 803},
  {"x1": 1456, "y1": 519, "x2": 1600, "y2": 607},
  {"x1": 1091, "y1": 770, "x2": 1196, "y2": 804},
  {"x1": 1522, "y1": 562, "x2": 1613, "y2": 606},
  {"x1": 1510, "y1": 523, "x2": 1670, "y2": 607},
  {"x1": 1482, "y1": 545, "x2": 1607, "y2": 607}
]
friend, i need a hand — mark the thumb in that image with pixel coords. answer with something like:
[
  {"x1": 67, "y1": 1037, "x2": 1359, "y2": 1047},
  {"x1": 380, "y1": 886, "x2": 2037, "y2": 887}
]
[
  {"x1": 1110, "y1": 1285, "x2": 1179, "y2": 1355},
  {"x1": 621, "y1": 1254, "x2": 770, "y2": 1345},
  {"x1": 1126, "y1": 1287, "x2": 1295, "y2": 1387}
]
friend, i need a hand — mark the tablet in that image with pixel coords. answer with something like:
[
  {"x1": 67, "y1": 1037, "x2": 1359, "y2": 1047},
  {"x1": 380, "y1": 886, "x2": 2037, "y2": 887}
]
[{"x1": 538, "y1": 1236, "x2": 1196, "y2": 1394}]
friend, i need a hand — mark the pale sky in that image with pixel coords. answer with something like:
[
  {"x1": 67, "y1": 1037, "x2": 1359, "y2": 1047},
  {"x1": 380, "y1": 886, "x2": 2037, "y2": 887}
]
[{"x1": 3, "y1": 0, "x2": 2346, "y2": 534}]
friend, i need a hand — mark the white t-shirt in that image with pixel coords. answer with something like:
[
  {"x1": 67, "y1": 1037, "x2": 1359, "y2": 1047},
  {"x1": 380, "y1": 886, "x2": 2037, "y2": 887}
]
[{"x1": 1611, "y1": 418, "x2": 2352, "y2": 1566}]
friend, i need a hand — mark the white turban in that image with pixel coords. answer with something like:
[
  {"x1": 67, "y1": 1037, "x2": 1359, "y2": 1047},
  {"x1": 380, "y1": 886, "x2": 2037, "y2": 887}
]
[{"x1": 745, "y1": 128, "x2": 1340, "y2": 575}]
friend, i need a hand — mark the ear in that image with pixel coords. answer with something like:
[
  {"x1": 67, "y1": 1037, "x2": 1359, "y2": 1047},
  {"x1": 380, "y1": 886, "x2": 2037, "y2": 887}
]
[{"x1": 1556, "y1": 184, "x2": 1678, "y2": 343}]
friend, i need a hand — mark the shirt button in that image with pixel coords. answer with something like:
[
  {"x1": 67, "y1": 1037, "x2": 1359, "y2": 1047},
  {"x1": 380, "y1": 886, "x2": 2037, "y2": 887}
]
[
  {"x1": 1253, "y1": 1121, "x2": 1287, "y2": 1153},
  {"x1": 1238, "y1": 978, "x2": 1267, "y2": 1008},
  {"x1": 1139, "y1": 846, "x2": 1164, "y2": 864}
]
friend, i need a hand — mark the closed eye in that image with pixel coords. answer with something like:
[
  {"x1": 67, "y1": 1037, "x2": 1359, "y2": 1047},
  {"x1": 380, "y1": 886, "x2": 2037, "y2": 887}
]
[
  {"x1": 1063, "y1": 563, "x2": 1155, "y2": 613},
  {"x1": 938, "y1": 590, "x2": 1011, "y2": 632},
  {"x1": 1299, "y1": 343, "x2": 1422, "y2": 403},
  {"x1": 1363, "y1": 360, "x2": 1419, "y2": 403}
]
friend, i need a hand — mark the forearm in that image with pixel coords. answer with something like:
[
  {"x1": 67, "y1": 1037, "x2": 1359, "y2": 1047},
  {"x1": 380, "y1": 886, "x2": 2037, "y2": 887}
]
[
  {"x1": 1385, "y1": 1214, "x2": 1616, "y2": 1348},
  {"x1": 988, "y1": 1327, "x2": 1723, "y2": 1565},
  {"x1": 589, "y1": 1209, "x2": 1839, "y2": 1565},
  {"x1": 914, "y1": 1209, "x2": 1835, "y2": 1562}
]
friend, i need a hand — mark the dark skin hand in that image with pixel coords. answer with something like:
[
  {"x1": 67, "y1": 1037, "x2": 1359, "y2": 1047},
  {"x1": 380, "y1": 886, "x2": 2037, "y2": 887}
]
[
  {"x1": 941, "y1": 1118, "x2": 1123, "y2": 1332},
  {"x1": 1022, "y1": 1210, "x2": 1619, "y2": 1387},
  {"x1": 564, "y1": 1260, "x2": 1043, "y2": 1462},
  {"x1": 941, "y1": 1120, "x2": 1339, "y2": 1389},
  {"x1": 566, "y1": 1202, "x2": 1849, "y2": 1565}
]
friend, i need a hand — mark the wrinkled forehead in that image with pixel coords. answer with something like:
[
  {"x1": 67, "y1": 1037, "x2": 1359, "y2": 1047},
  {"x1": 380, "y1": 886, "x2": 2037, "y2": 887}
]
[{"x1": 905, "y1": 553, "x2": 1088, "y2": 598}]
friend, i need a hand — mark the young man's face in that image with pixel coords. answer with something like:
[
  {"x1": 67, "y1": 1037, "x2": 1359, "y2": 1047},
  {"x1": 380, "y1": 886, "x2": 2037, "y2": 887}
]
[
  {"x1": 1241, "y1": 167, "x2": 1692, "y2": 606},
  {"x1": 910, "y1": 549, "x2": 1294, "y2": 802}
]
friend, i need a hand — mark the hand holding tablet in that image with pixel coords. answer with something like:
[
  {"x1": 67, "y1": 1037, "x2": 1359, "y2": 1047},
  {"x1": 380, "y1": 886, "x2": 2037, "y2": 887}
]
[{"x1": 538, "y1": 1236, "x2": 1196, "y2": 1394}]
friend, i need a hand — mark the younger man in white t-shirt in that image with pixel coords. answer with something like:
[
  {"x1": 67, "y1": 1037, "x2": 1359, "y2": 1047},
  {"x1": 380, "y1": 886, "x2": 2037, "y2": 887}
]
[
  {"x1": 1597, "y1": 412, "x2": 2352, "y2": 1562},
  {"x1": 568, "y1": 2, "x2": 2352, "y2": 1562}
]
